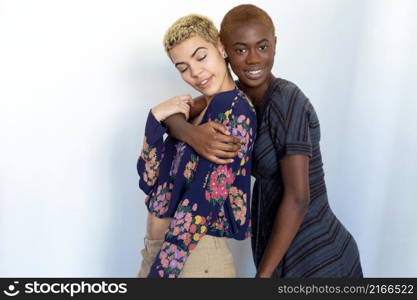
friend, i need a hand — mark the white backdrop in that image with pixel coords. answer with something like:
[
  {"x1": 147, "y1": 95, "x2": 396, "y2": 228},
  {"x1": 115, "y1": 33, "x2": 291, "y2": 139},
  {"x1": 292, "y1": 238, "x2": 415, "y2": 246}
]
[{"x1": 1, "y1": 0, "x2": 416, "y2": 277}]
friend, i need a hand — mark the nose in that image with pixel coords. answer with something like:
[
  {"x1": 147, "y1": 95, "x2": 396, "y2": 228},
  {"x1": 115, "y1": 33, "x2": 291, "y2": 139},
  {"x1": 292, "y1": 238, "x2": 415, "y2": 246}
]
[
  {"x1": 246, "y1": 49, "x2": 260, "y2": 65},
  {"x1": 190, "y1": 64, "x2": 203, "y2": 78}
]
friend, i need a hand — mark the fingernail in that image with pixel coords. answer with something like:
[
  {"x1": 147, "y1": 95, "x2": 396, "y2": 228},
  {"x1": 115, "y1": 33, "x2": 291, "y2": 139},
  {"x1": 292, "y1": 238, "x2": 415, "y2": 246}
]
[
  {"x1": 230, "y1": 159, "x2": 234, "y2": 163},
  {"x1": 226, "y1": 131, "x2": 230, "y2": 135}
]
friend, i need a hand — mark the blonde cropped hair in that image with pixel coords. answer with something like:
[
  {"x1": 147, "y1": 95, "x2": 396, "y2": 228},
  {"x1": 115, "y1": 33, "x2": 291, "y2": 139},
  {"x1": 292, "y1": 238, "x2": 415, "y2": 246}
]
[{"x1": 163, "y1": 14, "x2": 219, "y2": 55}]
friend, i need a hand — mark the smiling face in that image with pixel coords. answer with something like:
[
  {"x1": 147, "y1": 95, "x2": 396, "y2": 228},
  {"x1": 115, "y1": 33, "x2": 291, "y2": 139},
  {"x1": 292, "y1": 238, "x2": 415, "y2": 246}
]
[
  {"x1": 222, "y1": 22, "x2": 276, "y2": 90},
  {"x1": 169, "y1": 36, "x2": 234, "y2": 97}
]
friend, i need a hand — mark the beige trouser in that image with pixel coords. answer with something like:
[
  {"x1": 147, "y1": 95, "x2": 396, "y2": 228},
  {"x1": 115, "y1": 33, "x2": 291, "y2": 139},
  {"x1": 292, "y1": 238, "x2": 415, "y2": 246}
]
[{"x1": 137, "y1": 234, "x2": 236, "y2": 278}]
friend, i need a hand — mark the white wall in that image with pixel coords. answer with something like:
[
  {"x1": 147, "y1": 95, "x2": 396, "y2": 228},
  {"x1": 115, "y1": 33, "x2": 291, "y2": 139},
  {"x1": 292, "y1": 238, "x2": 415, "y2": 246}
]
[{"x1": 0, "y1": 0, "x2": 416, "y2": 277}]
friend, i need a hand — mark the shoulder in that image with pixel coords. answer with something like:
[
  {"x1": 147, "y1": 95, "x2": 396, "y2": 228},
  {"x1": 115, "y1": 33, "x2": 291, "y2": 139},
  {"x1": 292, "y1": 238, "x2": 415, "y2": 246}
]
[
  {"x1": 209, "y1": 88, "x2": 256, "y2": 117},
  {"x1": 269, "y1": 78, "x2": 312, "y2": 118}
]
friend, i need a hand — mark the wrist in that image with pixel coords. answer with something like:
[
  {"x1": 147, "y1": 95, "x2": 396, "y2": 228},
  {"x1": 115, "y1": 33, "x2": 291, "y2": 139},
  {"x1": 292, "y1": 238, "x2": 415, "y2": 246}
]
[
  {"x1": 183, "y1": 125, "x2": 196, "y2": 146},
  {"x1": 256, "y1": 270, "x2": 272, "y2": 278}
]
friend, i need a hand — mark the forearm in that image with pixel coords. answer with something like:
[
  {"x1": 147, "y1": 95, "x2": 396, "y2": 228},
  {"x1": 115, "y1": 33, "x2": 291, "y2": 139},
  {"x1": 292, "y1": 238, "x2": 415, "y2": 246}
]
[
  {"x1": 256, "y1": 196, "x2": 308, "y2": 277},
  {"x1": 163, "y1": 113, "x2": 195, "y2": 144}
]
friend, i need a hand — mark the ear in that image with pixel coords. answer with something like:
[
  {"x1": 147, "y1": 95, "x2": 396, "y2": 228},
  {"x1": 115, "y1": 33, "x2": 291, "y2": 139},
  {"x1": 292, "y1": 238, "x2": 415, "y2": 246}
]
[
  {"x1": 216, "y1": 38, "x2": 226, "y2": 57},
  {"x1": 274, "y1": 35, "x2": 277, "y2": 55}
]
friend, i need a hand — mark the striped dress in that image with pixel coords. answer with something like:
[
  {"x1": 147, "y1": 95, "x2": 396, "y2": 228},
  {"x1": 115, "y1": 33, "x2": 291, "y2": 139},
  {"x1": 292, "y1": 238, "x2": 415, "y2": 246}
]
[{"x1": 249, "y1": 78, "x2": 363, "y2": 277}]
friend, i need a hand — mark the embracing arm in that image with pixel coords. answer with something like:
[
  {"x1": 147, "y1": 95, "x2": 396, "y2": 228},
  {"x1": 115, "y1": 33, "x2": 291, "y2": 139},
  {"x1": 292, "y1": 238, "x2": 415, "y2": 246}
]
[{"x1": 255, "y1": 154, "x2": 310, "y2": 278}]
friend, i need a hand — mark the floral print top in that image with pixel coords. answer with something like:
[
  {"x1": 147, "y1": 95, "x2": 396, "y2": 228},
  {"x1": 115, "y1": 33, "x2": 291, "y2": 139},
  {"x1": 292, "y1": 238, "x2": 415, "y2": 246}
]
[{"x1": 137, "y1": 88, "x2": 256, "y2": 278}]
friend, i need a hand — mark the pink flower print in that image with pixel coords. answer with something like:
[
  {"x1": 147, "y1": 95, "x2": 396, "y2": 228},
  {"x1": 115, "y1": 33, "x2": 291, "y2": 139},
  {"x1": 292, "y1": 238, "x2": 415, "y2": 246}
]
[
  {"x1": 149, "y1": 182, "x2": 172, "y2": 216},
  {"x1": 169, "y1": 260, "x2": 178, "y2": 269},
  {"x1": 173, "y1": 226, "x2": 180, "y2": 236},
  {"x1": 183, "y1": 232, "x2": 191, "y2": 245},
  {"x1": 142, "y1": 158, "x2": 159, "y2": 186},
  {"x1": 205, "y1": 165, "x2": 235, "y2": 205},
  {"x1": 190, "y1": 224, "x2": 197, "y2": 233},
  {"x1": 229, "y1": 186, "x2": 248, "y2": 225},
  {"x1": 185, "y1": 212, "x2": 192, "y2": 223},
  {"x1": 183, "y1": 154, "x2": 199, "y2": 182},
  {"x1": 161, "y1": 258, "x2": 169, "y2": 268},
  {"x1": 175, "y1": 211, "x2": 185, "y2": 220},
  {"x1": 160, "y1": 251, "x2": 167, "y2": 259}
]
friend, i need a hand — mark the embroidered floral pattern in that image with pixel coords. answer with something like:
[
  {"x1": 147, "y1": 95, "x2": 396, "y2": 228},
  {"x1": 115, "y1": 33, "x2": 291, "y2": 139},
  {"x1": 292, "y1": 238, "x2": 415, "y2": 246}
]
[
  {"x1": 214, "y1": 100, "x2": 254, "y2": 172},
  {"x1": 156, "y1": 242, "x2": 188, "y2": 277},
  {"x1": 138, "y1": 89, "x2": 257, "y2": 278},
  {"x1": 210, "y1": 207, "x2": 230, "y2": 236},
  {"x1": 147, "y1": 182, "x2": 173, "y2": 216},
  {"x1": 183, "y1": 154, "x2": 199, "y2": 183},
  {"x1": 205, "y1": 165, "x2": 234, "y2": 205},
  {"x1": 169, "y1": 142, "x2": 186, "y2": 179},
  {"x1": 140, "y1": 136, "x2": 160, "y2": 186},
  {"x1": 229, "y1": 186, "x2": 248, "y2": 225},
  {"x1": 166, "y1": 199, "x2": 207, "y2": 250}
]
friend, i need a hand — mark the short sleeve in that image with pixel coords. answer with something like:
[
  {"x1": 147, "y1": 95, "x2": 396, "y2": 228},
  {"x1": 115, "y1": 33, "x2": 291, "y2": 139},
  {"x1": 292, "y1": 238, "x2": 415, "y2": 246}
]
[{"x1": 270, "y1": 85, "x2": 312, "y2": 159}]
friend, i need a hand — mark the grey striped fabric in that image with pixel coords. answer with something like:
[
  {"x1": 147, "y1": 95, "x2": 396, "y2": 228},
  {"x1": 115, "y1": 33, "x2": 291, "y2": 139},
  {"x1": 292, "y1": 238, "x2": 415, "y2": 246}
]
[{"x1": 250, "y1": 78, "x2": 363, "y2": 278}]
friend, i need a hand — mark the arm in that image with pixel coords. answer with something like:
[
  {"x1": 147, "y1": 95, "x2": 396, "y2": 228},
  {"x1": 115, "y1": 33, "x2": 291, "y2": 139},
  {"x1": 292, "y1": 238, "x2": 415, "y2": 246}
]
[
  {"x1": 188, "y1": 94, "x2": 206, "y2": 119},
  {"x1": 164, "y1": 93, "x2": 241, "y2": 164},
  {"x1": 147, "y1": 93, "x2": 256, "y2": 278},
  {"x1": 255, "y1": 155, "x2": 310, "y2": 277},
  {"x1": 137, "y1": 96, "x2": 191, "y2": 195},
  {"x1": 137, "y1": 111, "x2": 166, "y2": 195}
]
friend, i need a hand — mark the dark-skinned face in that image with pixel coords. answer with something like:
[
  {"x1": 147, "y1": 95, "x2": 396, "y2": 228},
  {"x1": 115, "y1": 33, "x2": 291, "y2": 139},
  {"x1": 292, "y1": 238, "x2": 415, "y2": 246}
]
[{"x1": 222, "y1": 22, "x2": 276, "y2": 89}]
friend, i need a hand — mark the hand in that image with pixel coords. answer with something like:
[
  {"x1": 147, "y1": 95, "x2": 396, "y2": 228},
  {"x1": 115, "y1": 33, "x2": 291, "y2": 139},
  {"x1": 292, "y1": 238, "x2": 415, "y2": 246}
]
[
  {"x1": 151, "y1": 95, "x2": 193, "y2": 122},
  {"x1": 189, "y1": 121, "x2": 241, "y2": 164}
]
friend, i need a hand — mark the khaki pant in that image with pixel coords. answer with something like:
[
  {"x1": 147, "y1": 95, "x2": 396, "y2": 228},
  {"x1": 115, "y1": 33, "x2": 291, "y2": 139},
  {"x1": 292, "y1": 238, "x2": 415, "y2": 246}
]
[{"x1": 137, "y1": 235, "x2": 236, "y2": 278}]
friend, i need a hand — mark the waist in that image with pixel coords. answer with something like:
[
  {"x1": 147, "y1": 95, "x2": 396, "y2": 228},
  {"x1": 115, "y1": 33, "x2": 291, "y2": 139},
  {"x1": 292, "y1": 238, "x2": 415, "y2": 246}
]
[
  {"x1": 198, "y1": 234, "x2": 230, "y2": 250},
  {"x1": 146, "y1": 213, "x2": 172, "y2": 240}
]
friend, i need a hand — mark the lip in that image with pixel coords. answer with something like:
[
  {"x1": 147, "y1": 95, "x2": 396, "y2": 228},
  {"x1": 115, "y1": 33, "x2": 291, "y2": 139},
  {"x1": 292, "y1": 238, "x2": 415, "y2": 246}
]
[
  {"x1": 196, "y1": 75, "x2": 213, "y2": 89},
  {"x1": 244, "y1": 67, "x2": 265, "y2": 80}
]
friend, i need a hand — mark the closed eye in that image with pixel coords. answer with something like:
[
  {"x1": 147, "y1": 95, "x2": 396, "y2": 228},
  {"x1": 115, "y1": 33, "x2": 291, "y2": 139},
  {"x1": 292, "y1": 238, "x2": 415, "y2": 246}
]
[
  {"x1": 197, "y1": 54, "x2": 207, "y2": 61},
  {"x1": 176, "y1": 65, "x2": 188, "y2": 73}
]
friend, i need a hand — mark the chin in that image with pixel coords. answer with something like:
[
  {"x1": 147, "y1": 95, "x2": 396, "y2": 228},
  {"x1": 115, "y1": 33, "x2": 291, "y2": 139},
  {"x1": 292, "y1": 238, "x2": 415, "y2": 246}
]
[
  {"x1": 198, "y1": 85, "x2": 222, "y2": 97},
  {"x1": 240, "y1": 78, "x2": 265, "y2": 88}
]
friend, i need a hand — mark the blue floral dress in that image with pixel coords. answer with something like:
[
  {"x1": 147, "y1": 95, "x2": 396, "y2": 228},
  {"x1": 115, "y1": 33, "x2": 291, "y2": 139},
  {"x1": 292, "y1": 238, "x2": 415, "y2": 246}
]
[{"x1": 137, "y1": 88, "x2": 257, "y2": 278}]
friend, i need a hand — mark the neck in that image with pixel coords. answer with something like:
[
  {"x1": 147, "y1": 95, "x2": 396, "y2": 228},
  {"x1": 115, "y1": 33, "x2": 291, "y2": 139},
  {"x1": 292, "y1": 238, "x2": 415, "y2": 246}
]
[
  {"x1": 205, "y1": 75, "x2": 235, "y2": 104},
  {"x1": 239, "y1": 73, "x2": 276, "y2": 105}
]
